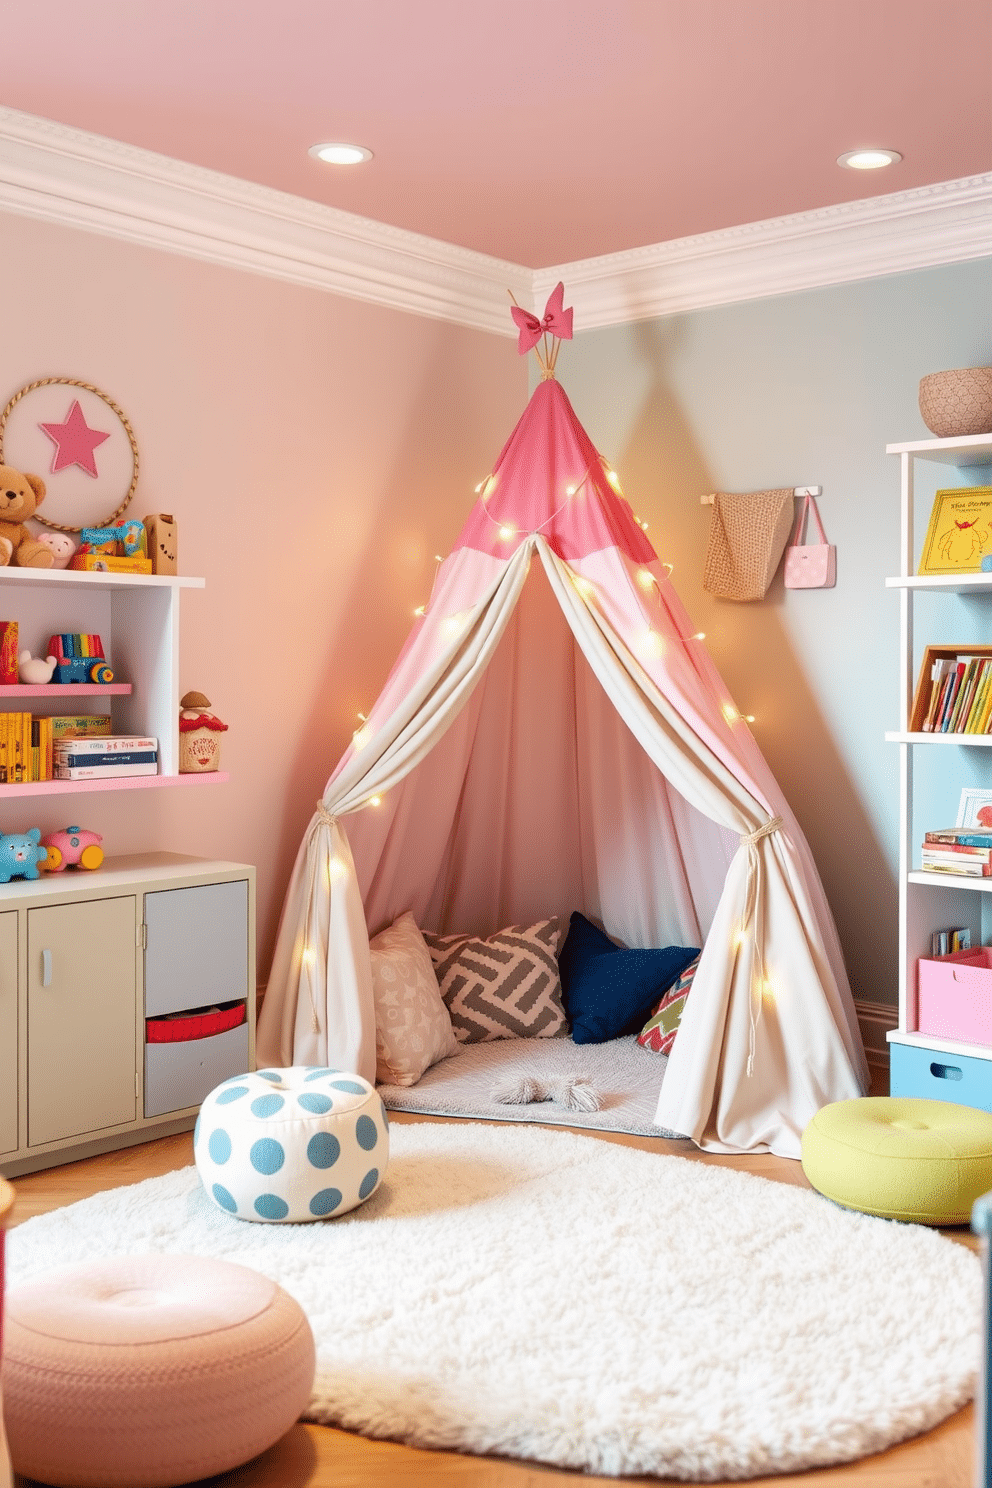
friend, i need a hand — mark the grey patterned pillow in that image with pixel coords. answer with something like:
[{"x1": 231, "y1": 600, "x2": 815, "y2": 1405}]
[{"x1": 422, "y1": 918, "x2": 568, "y2": 1043}]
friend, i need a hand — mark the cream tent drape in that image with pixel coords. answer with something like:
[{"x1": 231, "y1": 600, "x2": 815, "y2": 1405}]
[{"x1": 257, "y1": 378, "x2": 867, "y2": 1158}]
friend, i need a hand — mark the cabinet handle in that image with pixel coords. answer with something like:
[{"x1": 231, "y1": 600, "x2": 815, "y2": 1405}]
[{"x1": 41, "y1": 948, "x2": 52, "y2": 988}]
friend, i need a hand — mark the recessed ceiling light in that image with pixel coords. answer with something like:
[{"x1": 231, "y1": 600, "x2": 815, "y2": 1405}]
[
  {"x1": 309, "y1": 142, "x2": 374, "y2": 166},
  {"x1": 836, "y1": 148, "x2": 902, "y2": 171}
]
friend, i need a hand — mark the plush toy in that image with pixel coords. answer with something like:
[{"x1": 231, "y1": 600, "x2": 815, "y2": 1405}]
[
  {"x1": 0, "y1": 464, "x2": 54, "y2": 568},
  {"x1": 0, "y1": 828, "x2": 48, "y2": 882},
  {"x1": 179, "y1": 690, "x2": 228, "y2": 772},
  {"x1": 18, "y1": 651, "x2": 57, "y2": 684},
  {"x1": 36, "y1": 531, "x2": 77, "y2": 568}
]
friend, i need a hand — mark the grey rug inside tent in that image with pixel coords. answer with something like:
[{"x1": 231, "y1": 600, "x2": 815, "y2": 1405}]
[{"x1": 376, "y1": 1033, "x2": 686, "y2": 1138}]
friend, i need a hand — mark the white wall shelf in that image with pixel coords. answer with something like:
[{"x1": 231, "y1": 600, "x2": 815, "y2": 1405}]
[{"x1": 0, "y1": 568, "x2": 207, "y2": 788}]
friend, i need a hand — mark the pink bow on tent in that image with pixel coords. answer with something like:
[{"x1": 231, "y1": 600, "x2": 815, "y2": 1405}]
[{"x1": 511, "y1": 282, "x2": 574, "y2": 354}]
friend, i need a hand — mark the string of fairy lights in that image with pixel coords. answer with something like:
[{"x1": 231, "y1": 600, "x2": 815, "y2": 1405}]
[
  {"x1": 301, "y1": 297, "x2": 778, "y2": 1071},
  {"x1": 347, "y1": 453, "x2": 757, "y2": 775}
]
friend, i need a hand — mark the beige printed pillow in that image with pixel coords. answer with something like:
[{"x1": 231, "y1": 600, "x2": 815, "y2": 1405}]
[
  {"x1": 370, "y1": 911, "x2": 458, "y2": 1087},
  {"x1": 422, "y1": 918, "x2": 568, "y2": 1043}
]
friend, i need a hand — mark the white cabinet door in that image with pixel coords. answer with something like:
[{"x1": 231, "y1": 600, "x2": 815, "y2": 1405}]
[
  {"x1": 0, "y1": 913, "x2": 16, "y2": 1155},
  {"x1": 28, "y1": 897, "x2": 137, "y2": 1147},
  {"x1": 144, "y1": 881, "x2": 249, "y2": 1016}
]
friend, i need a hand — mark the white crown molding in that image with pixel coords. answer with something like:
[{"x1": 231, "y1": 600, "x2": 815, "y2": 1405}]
[
  {"x1": 0, "y1": 107, "x2": 988, "y2": 337},
  {"x1": 537, "y1": 174, "x2": 992, "y2": 328},
  {"x1": 0, "y1": 106, "x2": 532, "y2": 336}
]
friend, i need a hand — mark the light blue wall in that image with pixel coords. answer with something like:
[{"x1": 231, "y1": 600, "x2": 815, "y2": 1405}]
[{"x1": 554, "y1": 258, "x2": 992, "y2": 1007}]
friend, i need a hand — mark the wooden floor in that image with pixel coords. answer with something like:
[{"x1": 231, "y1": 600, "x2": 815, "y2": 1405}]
[{"x1": 5, "y1": 1093, "x2": 981, "y2": 1488}]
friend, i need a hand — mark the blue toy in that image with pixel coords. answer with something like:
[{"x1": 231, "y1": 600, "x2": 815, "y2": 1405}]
[{"x1": 0, "y1": 828, "x2": 48, "y2": 883}]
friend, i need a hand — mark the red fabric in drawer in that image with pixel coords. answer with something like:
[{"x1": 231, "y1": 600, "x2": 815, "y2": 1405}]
[{"x1": 146, "y1": 1002, "x2": 246, "y2": 1044}]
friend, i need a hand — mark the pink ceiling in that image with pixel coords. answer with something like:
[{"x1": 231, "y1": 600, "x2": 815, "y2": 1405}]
[{"x1": 3, "y1": 0, "x2": 990, "y2": 268}]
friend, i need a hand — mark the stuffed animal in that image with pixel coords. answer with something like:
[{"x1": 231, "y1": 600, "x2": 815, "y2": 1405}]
[
  {"x1": 0, "y1": 464, "x2": 54, "y2": 568},
  {"x1": 18, "y1": 651, "x2": 57, "y2": 684},
  {"x1": 0, "y1": 828, "x2": 48, "y2": 882},
  {"x1": 36, "y1": 531, "x2": 77, "y2": 568}
]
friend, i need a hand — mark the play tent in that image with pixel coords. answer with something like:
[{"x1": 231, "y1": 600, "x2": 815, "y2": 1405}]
[{"x1": 257, "y1": 294, "x2": 867, "y2": 1158}]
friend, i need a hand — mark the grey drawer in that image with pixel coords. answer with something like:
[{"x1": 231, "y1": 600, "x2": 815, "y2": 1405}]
[
  {"x1": 144, "y1": 1021, "x2": 250, "y2": 1119},
  {"x1": 144, "y1": 880, "x2": 248, "y2": 1017}
]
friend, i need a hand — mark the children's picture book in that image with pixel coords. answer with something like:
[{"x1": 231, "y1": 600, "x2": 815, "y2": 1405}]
[{"x1": 918, "y1": 487, "x2": 992, "y2": 575}]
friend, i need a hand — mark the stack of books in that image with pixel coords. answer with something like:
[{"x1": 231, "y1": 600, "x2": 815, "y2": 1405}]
[
  {"x1": 921, "y1": 826, "x2": 992, "y2": 877},
  {"x1": 0, "y1": 713, "x2": 55, "y2": 783},
  {"x1": 53, "y1": 735, "x2": 158, "y2": 781},
  {"x1": 921, "y1": 654, "x2": 992, "y2": 733}
]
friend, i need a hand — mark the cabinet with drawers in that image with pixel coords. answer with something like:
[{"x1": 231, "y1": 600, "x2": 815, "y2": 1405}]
[{"x1": 0, "y1": 852, "x2": 255, "y2": 1176}]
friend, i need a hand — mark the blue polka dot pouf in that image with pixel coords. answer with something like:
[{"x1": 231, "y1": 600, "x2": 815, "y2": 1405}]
[{"x1": 194, "y1": 1067, "x2": 389, "y2": 1223}]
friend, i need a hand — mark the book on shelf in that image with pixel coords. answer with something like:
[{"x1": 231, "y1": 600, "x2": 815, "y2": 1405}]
[
  {"x1": 49, "y1": 715, "x2": 112, "y2": 740},
  {"x1": 911, "y1": 645, "x2": 992, "y2": 733},
  {"x1": 921, "y1": 840, "x2": 992, "y2": 861},
  {"x1": 56, "y1": 750, "x2": 157, "y2": 768},
  {"x1": 920, "y1": 852, "x2": 991, "y2": 877},
  {"x1": 931, "y1": 927, "x2": 972, "y2": 956},
  {"x1": 54, "y1": 761, "x2": 158, "y2": 780},
  {"x1": 925, "y1": 827, "x2": 992, "y2": 847},
  {"x1": 52, "y1": 734, "x2": 156, "y2": 754},
  {"x1": 918, "y1": 487, "x2": 992, "y2": 576}
]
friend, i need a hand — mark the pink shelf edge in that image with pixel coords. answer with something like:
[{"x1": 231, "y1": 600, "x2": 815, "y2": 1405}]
[
  {"x1": 0, "y1": 683, "x2": 131, "y2": 697},
  {"x1": 0, "y1": 772, "x2": 230, "y2": 797}
]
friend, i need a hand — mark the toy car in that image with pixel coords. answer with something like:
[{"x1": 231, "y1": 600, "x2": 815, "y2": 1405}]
[
  {"x1": 51, "y1": 657, "x2": 115, "y2": 685},
  {"x1": 39, "y1": 825, "x2": 104, "y2": 872}
]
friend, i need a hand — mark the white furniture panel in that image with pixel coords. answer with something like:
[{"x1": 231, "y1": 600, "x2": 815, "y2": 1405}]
[
  {"x1": 144, "y1": 880, "x2": 249, "y2": 1017},
  {"x1": 145, "y1": 1022, "x2": 250, "y2": 1119},
  {"x1": 0, "y1": 913, "x2": 17, "y2": 1156},
  {"x1": 27, "y1": 896, "x2": 137, "y2": 1147},
  {"x1": 0, "y1": 853, "x2": 255, "y2": 1176}
]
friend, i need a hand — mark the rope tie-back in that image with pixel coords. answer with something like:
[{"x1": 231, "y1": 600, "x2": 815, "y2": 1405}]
[
  {"x1": 738, "y1": 815, "x2": 783, "y2": 1076},
  {"x1": 315, "y1": 801, "x2": 337, "y2": 829}
]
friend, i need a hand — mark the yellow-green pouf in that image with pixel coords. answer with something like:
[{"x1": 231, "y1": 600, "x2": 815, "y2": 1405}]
[{"x1": 801, "y1": 1096, "x2": 992, "y2": 1224}]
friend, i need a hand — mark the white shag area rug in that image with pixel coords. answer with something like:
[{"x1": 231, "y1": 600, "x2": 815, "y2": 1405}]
[
  {"x1": 378, "y1": 1032, "x2": 685, "y2": 1137},
  {"x1": 7, "y1": 1121, "x2": 981, "y2": 1482}
]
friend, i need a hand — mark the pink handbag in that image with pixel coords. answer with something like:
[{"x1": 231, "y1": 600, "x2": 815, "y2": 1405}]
[{"x1": 784, "y1": 494, "x2": 835, "y2": 589}]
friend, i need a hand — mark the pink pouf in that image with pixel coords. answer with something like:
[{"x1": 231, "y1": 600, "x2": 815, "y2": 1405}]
[{"x1": 1, "y1": 1253, "x2": 315, "y2": 1488}]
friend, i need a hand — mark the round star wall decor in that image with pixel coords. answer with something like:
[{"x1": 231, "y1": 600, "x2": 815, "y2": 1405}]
[{"x1": 0, "y1": 378, "x2": 139, "y2": 532}]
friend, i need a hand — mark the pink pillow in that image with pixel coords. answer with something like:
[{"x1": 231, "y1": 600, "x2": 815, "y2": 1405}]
[{"x1": 370, "y1": 911, "x2": 458, "y2": 1086}]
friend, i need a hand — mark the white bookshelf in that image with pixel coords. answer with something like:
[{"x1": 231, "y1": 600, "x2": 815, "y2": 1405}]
[
  {"x1": 886, "y1": 432, "x2": 992, "y2": 1085},
  {"x1": 0, "y1": 566, "x2": 227, "y2": 792}
]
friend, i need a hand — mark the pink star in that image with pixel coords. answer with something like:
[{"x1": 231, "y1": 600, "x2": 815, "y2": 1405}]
[{"x1": 39, "y1": 399, "x2": 111, "y2": 477}]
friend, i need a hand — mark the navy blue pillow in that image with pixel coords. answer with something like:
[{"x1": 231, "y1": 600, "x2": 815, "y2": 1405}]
[{"x1": 558, "y1": 911, "x2": 699, "y2": 1045}]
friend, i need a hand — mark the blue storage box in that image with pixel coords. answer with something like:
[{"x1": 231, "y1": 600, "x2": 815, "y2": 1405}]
[{"x1": 890, "y1": 1038, "x2": 992, "y2": 1112}]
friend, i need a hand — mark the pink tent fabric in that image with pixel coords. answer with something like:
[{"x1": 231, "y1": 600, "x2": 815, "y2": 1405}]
[{"x1": 257, "y1": 376, "x2": 868, "y2": 1157}]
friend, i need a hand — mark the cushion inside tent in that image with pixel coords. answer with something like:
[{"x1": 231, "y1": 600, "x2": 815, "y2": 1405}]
[{"x1": 345, "y1": 557, "x2": 738, "y2": 953}]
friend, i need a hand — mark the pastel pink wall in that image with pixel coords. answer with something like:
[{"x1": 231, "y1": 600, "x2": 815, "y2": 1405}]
[{"x1": 0, "y1": 212, "x2": 525, "y2": 984}]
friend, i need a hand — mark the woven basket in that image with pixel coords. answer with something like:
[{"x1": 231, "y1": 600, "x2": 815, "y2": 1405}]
[{"x1": 918, "y1": 367, "x2": 992, "y2": 438}]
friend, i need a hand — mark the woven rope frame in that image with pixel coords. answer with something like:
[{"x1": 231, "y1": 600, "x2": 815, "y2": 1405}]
[{"x1": 0, "y1": 377, "x2": 140, "y2": 533}]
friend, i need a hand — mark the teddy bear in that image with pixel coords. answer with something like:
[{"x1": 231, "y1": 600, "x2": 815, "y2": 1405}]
[{"x1": 0, "y1": 463, "x2": 55, "y2": 568}]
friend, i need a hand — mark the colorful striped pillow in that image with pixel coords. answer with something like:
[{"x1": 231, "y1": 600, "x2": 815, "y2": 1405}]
[{"x1": 636, "y1": 954, "x2": 700, "y2": 1055}]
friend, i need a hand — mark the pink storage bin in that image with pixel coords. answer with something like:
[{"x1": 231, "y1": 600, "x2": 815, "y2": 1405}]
[{"x1": 917, "y1": 946, "x2": 992, "y2": 1045}]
